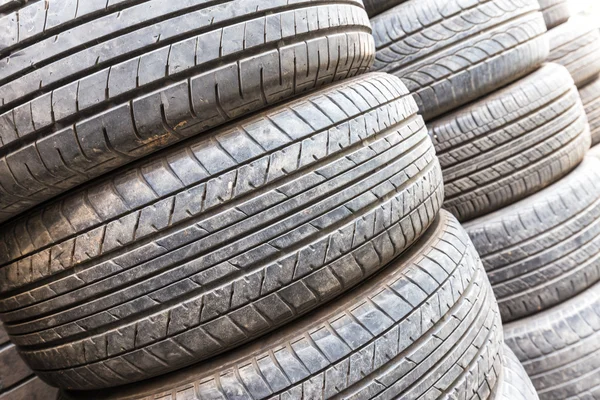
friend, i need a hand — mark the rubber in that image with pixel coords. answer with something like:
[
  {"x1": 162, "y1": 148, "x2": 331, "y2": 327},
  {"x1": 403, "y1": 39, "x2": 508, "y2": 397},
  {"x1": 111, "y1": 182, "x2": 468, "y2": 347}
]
[
  {"x1": 57, "y1": 210, "x2": 504, "y2": 400},
  {"x1": 492, "y1": 346, "x2": 539, "y2": 400},
  {"x1": 580, "y1": 77, "x2": 600, "y2": 146},
  {"x1": 591, "y1": 144, "x2": 600, "y2": 158},
  {"x1": 0, "y1": 324, "x2": 58, "y2": 400},
  {"x1": 363, "y1": 0, "x2": 408, "y2": 17},
  {"x1": 430, "y1": 63, "x2": 590, "y2": 222},
  {"x1": 538, "y1": 0, "x2": 570, "y2": 29},
  {"x1": 0, "y1": 73, "x2": 444, "y2": 390},
  {"x1": 370, "y1": 0, "x2": 548, "y2": 120},
  {"x1": 505, "y1": 279, "x2": 600, "y2": 399},
  {"x1": 466, "y1": 156, "x2": 600, "y2": 323},
  {"x1": 548, "y1": 17, "x2": 600, "y2": 88},
  {"x1": 0, "y1": 0, "x2": 375, "y2": 223}
]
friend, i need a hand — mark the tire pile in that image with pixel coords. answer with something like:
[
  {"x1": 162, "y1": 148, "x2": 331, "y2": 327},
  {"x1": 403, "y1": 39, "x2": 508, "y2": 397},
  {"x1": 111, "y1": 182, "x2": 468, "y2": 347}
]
[{"x1": 0, "y1": 1, "x2": 594, "y2": 400}]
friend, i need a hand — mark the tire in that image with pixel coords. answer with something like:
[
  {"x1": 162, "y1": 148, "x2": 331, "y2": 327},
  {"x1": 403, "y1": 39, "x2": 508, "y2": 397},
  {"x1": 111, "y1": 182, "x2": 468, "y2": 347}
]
[
  {"x1": 580, "y1": 77, "x2": 600, "y2": 146},
  {"x1": 465, "y1": 156, "x2": 600, "y2": 322},
  {"x1": 505, "y1": 280, "x2": 600, "y2": 400},
  {"x1": 430, "y1": 63, "x2": 590, "y2": 222},
  {"x1": 548, "y1": 17, "x2": 600, "y2": 88},
  {"x1": 0, "y1": 0, "x2": 375, "y2": 223},
  {"x1": 0, "y1": 73, "x2": 444, "y2": 390},
  {"x1": 538, "y1": 0, "x2": 570, "y2": 29},
  {"x1": 0, "y1": 324, "x2": 58, "y2": 400},
  {"x1": 370, "y1": 0, "x2": 548, "y2": 120},
  {"x1": 492, "y1": 346, "x2": 539, "y2": 400},
  {"x1": 591, "y1": 144, "x2": 600, "y2": 158},
  {"x1": 363, "y1": 0, "x2": 408, "y2": 18},
  {"x1": 58, "y1": 210, "x2": 504, "y2": 400}
]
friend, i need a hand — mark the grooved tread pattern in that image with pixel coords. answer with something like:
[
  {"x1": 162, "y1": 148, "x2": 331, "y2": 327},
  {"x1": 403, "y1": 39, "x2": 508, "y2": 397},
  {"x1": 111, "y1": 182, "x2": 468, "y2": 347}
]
[
  {"x1": 58, "y1": 211, "x2": 504, "y2": 400},
  {"x1": 495, "y1": 345, "x2": 539, "y2": 400},
  {"x1": 370, "y1": 0, "x2": 548, "y2": 120},
  {"x1": 0, "y1": 73, "x2": 445, "y2": 391},
  {"x1": 548, "y1": 17, "x2": 600, "y2": 88},
  {"x1": 430, "y1": 63, "x2": 590, "y2": 222},
  {"x1": 538, "y1": 0, "x2": 570, "y2": 29},
  {"x1": 0, "y1": 0, "x2": 375, "y2": 222},
  {"x1": 579, "y1": 77, "x2": 600, "y2": 146},
  {"x1": 466, "y1": 156, "x2": 600, "y2": 322},
  {"x1": 505, "y1": 279, "x2": 600, "y2": 400}
]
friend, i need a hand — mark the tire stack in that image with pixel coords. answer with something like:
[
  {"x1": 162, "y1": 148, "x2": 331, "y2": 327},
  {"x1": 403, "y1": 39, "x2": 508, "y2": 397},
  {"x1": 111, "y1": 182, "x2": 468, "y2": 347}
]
[{"x1": 0, "y1": 2, "x2": 532, "y2": 400}]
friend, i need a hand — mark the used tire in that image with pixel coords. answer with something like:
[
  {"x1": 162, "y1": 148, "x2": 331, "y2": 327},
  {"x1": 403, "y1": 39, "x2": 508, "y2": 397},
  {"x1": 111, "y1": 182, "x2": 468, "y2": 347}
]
[
  {"x1": 538, "y1": 0, "x2": 570, "y2": 29},
  {"x1": 492, "y1": 346, "x2": 539, "y2": 400},
  {"x1": 363, "y1": 0, "x2": 408, "y2": 17},
  {"x1": 0, "y1": 73, "x2": 444, "y2": 390},
  {"x1": 59, "y1": 211, "x2": 504, "y2": 400},
  {"x1": 466, "y1": 156, "x2": 600, "y2": 322},
  {"x1": 370, "y1": 0, "x2": 548, "y2": 120},
  {"x1": 505, "y1": 280, "x2": 600, "y2": 399},
  {"x1": 548, "y1": 17, "x2": 600, "y2": 88},
  {"x1": 580, "y1": 77, "x2": 600, "y2": 146},
  {"x1": 0, "y1": 0, "x2": 375, "y2": 223},
  {"x1": 430, "y1": 63, "x2": 590, "y2": 222}
]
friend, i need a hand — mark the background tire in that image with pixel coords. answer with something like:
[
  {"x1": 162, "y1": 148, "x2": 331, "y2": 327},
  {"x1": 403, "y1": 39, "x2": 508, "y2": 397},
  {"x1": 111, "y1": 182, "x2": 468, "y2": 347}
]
[
  {"x1": 538, "y1": 0, "x2": 570, "y2": 29},
  {"x1": 492, "y1": 346, "x2": 539, "y2": 400},
  {"x1": 430, "y1": 63, "x2": 590, "y2": 222},
  {"x1": 505, "y1": 280, "x2": 600, "y2": 399},
  {"x1": 363, "y1": 0, "x2": 408, "y2": 17},
  {"x1": 0, "y1": 73, "x2": 444, "y2": 390},
  {"x1": 548, "y1": 17, "x2": 600, "y2": 88},
  {"x1": 0, "y1": 0, "x2": 375, "y2": 223},
  {"x1": 59, "y1": 211, "x2": 504, "y2": 400},
  {"x1": 466, "y1": 156, "x2": 600, "y2": 322},
  {"x1": 370, "y1": 0, "x2": 548, "y2": 120},
  {"x1": 579, "y1": 77, "x2": 600, "y2": 146}
]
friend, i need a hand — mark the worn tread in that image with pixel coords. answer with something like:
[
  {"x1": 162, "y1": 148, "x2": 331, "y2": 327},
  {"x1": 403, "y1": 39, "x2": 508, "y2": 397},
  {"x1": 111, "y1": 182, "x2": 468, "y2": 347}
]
[
  {"x1": 579, "y1": 77, "x2": 600, "y2": 146},
  {"x1": 492, "y1": 345, "x2": 539, "y2": 400},
  {"x1": 538, "y1": 0, "x2": 570, "y2": 29}
]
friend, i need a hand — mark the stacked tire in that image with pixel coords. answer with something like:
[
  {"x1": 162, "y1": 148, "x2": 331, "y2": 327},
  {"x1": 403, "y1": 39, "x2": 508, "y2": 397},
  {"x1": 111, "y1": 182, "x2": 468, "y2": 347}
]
[{"x1": 0, "y1": 1, "x2": 534, "y2": 400}]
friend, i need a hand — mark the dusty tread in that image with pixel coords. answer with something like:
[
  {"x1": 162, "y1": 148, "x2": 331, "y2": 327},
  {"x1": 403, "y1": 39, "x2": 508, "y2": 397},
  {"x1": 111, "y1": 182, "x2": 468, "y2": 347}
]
[
  {"x1": 465, "y1": 157, "x2": 600, "y2": 322},
  {"x1": 370, "y1": 0, "x2": 548, "y2": 120},
  {"x1": 0, "y1": 73, "x2": 445, "y2": 390},
  {"x1": 493, "y1": 345, "x2": 539, "y2": 400},
  {"x1": 0, "y1": 0, "x2": 375, "y2": 222},
  {"x1": 430, "y1": 63, "x2": 590, "y2": 222},
  {"x1": 538, "y1": 0, "x2": 570, "y2": 29},
  {"x1": 579, "y1": 77, "x2": 600, "y2": 146},
  {"x1": 57, "y1": 210, "x2": 504, "y2": 399},
  {"x1": 505, "y1": 279, "x2": 600, "y2": 399},
  {"x1": 548, "y1": 17, "x2": 600, "y2": 88}
]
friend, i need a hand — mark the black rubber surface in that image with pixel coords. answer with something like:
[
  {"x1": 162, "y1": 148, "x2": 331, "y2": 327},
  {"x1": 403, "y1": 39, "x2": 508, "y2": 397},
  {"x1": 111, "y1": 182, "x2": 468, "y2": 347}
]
[
  {"x1": 0, "y1": 0, "x2": 375, "y2": 223},
  {"x1": 580, "y1": 77, "x2": 600, "y2": 146},
  {"x1": 58, "y1": 210, "x2": 504, "y2": 400},
  {"x1": 0, "y1": 73, "x2": 444, "y2": 390},
  {"x1": 505, "y1": 279, "x2": 600, "y2": 399},
  {"x1": 370, "y1": 0, "x2": 548, "y2": 120},
  {"x1": 492, "y1": 346, "x2": 539, "y2": 400},
  {"x1": 430, "y1": 63, "x2": 590, "y2": 222},
  {"x1": 362, "y1": 0, "x2": 408, "y2": 17},
  {"x1": 467, "y1": 156, "x2": 600, "y2": 323},
  {"x1": 538, "y1": 0, "x2": 570, "y2": 29},
  {"x1": 548, "y1": 16, "x2": 600, "y2": 88}
]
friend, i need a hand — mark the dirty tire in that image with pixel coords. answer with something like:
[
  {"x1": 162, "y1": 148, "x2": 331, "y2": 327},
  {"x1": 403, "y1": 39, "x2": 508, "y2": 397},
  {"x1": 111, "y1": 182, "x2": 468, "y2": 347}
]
[
  {"x1": 548, "y1": 17, "x2": 600, "y2": 88},
  {"x1": 538, "y1": 0, "x2": 570, "y2": 29},
  {"x1": 492, "y1": 346, "x2": 539, "y2": 400},
  {"x1": 0, "y1": 0, "x2": 375, "y2": 223},
  {"x1": 430, "y1": 63, "x2": 590, "y2": 222},
  {"x1": 363, "y1": 0, "x2": 408, "y2": 17},
  {"x1": 58, "y1": 211, "x2": 504, "y2": 400},
  {"x1": 505, "y1": 280, "x2": 600, "y2": 400},
  {"x1": 0, "y1": 324, "x2": 58, "y2": 400},
  {"x1": 0, "y1": 73, "x2": 444, "y2": 390},
  {"x1": 466, "y1": 156, "x2": 600, "y2": 323},
  {"x1": 370, "y1": 0, "x2": 548, "y2": 120},
  {"x1": 580, "y1": 77, "x2": 600, "y2": 146}
]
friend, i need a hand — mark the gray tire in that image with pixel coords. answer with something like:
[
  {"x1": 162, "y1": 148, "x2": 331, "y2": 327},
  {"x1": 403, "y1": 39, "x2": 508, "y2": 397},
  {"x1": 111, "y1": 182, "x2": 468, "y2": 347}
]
[
  {"x1": 0, "y1": 0, "x2": 374, "y2": 223},
  {"x1": 548, "y1": 17, "x2": 600, "y2": 88},
  {"x1": 59, "y1": 211, "x2": 504, "y2": 400},
  {"x1": 492, "y1": 346, "x2": 539, "y2": 400},
  {"x1": 580, "y1": 77, "x2": 600, "y2": 146},
  {"x1": 466, "y1": 156, "x2": 600, "y2": 322},
  {"x1": 431, "y1": 63, "x2": 590, "y2": 222},
  {"x1": 370, "y1": 0, "x2": 548, "y2": 120},
  {"x1": 538, "y1": 0, "x2": 570, "y2": 29},
  {"x1": 0, "y1": 73, "x2": 444, "y2": 390},
  {"x1": 505, "y1": 280, "x2": 600, "y2": 399}
]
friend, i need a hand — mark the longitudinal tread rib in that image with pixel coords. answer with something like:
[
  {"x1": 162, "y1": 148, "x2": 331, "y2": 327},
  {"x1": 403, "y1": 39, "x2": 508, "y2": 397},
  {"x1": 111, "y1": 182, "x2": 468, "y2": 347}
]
[
  {"x1": 0, "y1": 73, "x2": 445, "y2": 391},
  {"x1": 370, "y1": 0, "x2": 548, "y2": 120},
  {"x1": 580, "y1": 77, "x2": 600, "y2": 146},
  {"x1": 0, "y1": 0, "x2": 375, "y2": 222},
  {"x1": 430, "y1": 63, "x2": 590, "y2": 222},
  {"x1": 57, "y1": 211, "x2": 504, "y2": 399},
  {"x1": 538, "y1": 0, "x2": 570, "y2": 29},
  {"x1": 492, "y1": 345, "x2": 539, "y2": 400}
]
